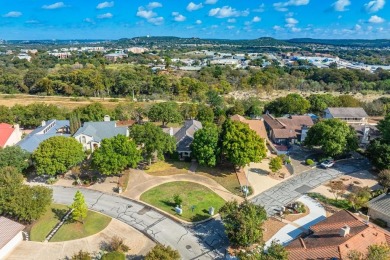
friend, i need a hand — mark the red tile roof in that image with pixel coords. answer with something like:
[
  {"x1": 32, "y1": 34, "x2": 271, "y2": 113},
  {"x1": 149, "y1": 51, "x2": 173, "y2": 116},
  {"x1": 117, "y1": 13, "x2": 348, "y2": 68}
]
[
  {"x1": 0, "y1": 123, "x2": 15, "y2": 148},
  {"x1": 263, "y1": 115, "x2": 313, "y2": 140},
  {"x1": 286, "y1": 210, "x2": 390, "y2": 260},
  {"x1": 230, "y1": 115, "x2": 268, "y2": 140}
]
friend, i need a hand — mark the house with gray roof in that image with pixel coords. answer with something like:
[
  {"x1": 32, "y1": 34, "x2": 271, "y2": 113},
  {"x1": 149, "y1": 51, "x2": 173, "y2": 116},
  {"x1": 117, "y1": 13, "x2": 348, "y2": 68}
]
[
  {"x1": 73, "y1": 118, "x2": 129, "y2": 151},
  {"x1": 324, "y1": 107, "x2": 368, "y2": 125},
  {"x1": 368, "y1": 193, "x2": 390, "y2": 227},
  {"x1": 165, "y1": 120, "x2": 202, "y2": 159},
  {"x1": 17, "y1": 119, "x2": 71, "y2": 153},
  {"x1": 0, "y1": 217, "x2": 25, "y2": 259}
]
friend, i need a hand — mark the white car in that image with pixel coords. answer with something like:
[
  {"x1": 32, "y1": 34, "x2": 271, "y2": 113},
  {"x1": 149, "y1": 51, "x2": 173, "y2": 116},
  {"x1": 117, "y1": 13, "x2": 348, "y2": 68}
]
[{"x1": 321, "y1": 159, "x2": 335, "y2": 168}]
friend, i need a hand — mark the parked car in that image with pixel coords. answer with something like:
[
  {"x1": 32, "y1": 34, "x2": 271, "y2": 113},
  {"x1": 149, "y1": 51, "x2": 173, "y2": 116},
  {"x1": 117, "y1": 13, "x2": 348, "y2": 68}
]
[{"x1": 321, "y1": 159, "x2": 335, "y2": 168}]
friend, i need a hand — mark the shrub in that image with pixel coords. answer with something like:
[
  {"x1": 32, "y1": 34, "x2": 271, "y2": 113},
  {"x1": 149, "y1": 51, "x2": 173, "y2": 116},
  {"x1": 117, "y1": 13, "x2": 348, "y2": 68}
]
[
  {"x1": 173, "y1": 194, "x2": 183, "y2": 207},
  {"x1": 108, "y1": 236, "x2": 129, "y2": 253},
  {"x1": 71, "y1": 250, "x2": 92, "y2": 260},
  {"x1": 145, "y1": 245, "x2": 180, "y2": 260},
  {"x1": 372, "y1": 218, "x2": 388, "y2": 228},
  {"x1": 306, "y1": 159, "x2": 315, "y2": 166},
  {"x1": 101, "y1": 251, "x2": 125, "y2": 260}
]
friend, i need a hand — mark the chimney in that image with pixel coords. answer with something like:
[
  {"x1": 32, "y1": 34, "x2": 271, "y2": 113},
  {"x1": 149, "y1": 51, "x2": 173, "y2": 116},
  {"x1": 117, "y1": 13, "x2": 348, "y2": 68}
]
[
  {"x1": 339, "y1": 226, "x2": 350, "y2": 237},
  {"x1": 104, "y1": 115, "x2": 110, "y2": 122},
  {"x1": 41, "y1": 120, "x2": 46, "y2": 127}
]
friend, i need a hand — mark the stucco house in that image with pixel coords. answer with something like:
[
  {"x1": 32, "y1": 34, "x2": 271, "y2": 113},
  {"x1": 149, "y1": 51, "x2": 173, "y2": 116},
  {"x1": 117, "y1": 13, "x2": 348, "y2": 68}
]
[
  {"x1": 17, "y1": 119, "x2": 71, "y2": 153},
  {"x1": 0, "y1": 123, "x2": 22, "y2": 148},
  {"x1": 0, "y1": 217, "x2": 25, "y2": 259},
  {"x1": 368, "y1": 193, "x2": 390, "y2": 227},
  {"x1": 73, "y1": 118, "x2": 129, "y2": 151}
]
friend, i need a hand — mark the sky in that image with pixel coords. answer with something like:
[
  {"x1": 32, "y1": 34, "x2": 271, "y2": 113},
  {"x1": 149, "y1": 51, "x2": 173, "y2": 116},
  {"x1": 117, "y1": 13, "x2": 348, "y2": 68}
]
[{"x1": 0, "y1": 0, "x2": 389, "y2": 40}]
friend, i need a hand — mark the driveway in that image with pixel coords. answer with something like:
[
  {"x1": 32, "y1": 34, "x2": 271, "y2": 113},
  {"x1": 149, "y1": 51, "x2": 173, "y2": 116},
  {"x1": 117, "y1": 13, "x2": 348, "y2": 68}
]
[
  {"x1": 251, "y1": 159, "x2": 370, "y2": 216},
  {"x1": 51, "y1": 186, "x2": 228, "y2": 260},
  {"x1": 265, "y1": 195, "x2": 326, "y2": 248}
]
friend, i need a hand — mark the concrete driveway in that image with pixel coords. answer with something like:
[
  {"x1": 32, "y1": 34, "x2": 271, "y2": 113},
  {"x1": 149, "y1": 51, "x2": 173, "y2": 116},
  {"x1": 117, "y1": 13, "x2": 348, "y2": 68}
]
[
  {"x1": 51, "y1": 186, "x2": 228, "y2": 260},
  {"x1": 251, "y1": 159, "x2": 370, "y2": 216}
]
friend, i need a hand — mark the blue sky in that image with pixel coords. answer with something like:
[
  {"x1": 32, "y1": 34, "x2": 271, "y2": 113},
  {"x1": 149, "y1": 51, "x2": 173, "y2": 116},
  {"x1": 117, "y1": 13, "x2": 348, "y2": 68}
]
[{"x1": 0, "y1": 0, "x2": 389, "y2": 40}]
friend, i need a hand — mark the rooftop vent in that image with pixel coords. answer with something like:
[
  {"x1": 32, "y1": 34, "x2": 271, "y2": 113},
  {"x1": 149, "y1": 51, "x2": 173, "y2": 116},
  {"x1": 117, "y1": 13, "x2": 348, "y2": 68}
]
[{"x1": 104, "y1": 115, "x2": 110, "y2": 122}]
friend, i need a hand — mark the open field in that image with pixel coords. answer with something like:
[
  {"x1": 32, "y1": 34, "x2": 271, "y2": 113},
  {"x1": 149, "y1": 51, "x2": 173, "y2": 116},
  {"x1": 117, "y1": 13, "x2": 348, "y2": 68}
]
[
  {"x1": 30, "y1": 204, "x2": 111, "y2": 242},
  {"x1": 140, "y1": 181, "x2": 226, "y2": 222},
  {"x1": 197, "y1": 165, "x2": 242, "y2": 196},
  {"x1": 144, "y1": 160, "x2": 190, "y2": 176}
]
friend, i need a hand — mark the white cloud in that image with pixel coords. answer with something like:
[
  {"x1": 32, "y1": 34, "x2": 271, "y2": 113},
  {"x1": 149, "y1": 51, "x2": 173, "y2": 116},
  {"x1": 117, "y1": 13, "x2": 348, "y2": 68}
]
[
  {"x1": 291, "y1": 27, "x2": 301, "y2": 32},
  {"x1": 97, "y1": 13, "x2": 113, "y2": 19},
  {"x1": 332, "y1": 0, "x2": 351, "y2": 11},
  {"x1": 211, "y1": 25, "x2": 218, "y2": 28},
  {"x1": 147, "y1": 2, "x2": 162, "y2": 9},
  {"x1": 285, "y1": 17, "x2": 299, "y2": 26},
  {"x1": 252, "y1": 16, "x2": 261, "y2": 22},
  {"x1": 273, "y1": 25, "x2": 283, "y2": 30},
  {"x1": 273, "y1": 0, "x2": 309, "y2": 11},
  {"x1": 208, "y1": 6, "x2": 249, "y2": 18},
  {"x1": 172, "y1": 12, "x2": 186, "y2": 22},
  {"x1": 137, "y1": 7, "x2": 156, "y2": 19},
  {"x1": 205, "y1": 0, "x2": 218, "y2": 4},
  {"x1": 42, "y1": 2, "x2": 66, "y2": 10},
  {"x1": 84, "y1": 18, "x2": 94, "y2": 23},
  {"x1": 253, "y1": 4, "x2": 265, "y2": 12},
  {"x1": 3, "y1": 11, "x2": 22, "y2": 17},
  {"x1": 148, "y1": 16, "x2": 164, "y2": 25},
  {"x1": 369, "y1": 15, "x2": 385, "y2": 23},
  {"x1": 364, "y1": 0, "x2": 385, "y2": 13},
  {"x1": 96, "y1": 1, "x2": 114, "y2": 9},
  {"x1": 187, "y1": 2, "x2": 203, "y2": 11},
  {"x1": 227, "y1": 18, "x2": 236, "y2": 23},
  {"x1": 227, "y1": 25, "x2": 235, "y2": 29},
  {"x1": 26, "y1": 20, "x2": 39, "y2": 24},
  {"x1": 196, "y1": 19, "x2": 202, "y2": 24},
  {"x1": 354, "y1": 24, "x2": 362, "y2": 30}
]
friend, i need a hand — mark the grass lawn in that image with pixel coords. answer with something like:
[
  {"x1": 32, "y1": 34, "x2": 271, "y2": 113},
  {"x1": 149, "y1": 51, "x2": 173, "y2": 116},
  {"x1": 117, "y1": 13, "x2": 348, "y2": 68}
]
[
  {"x1": 140, "y1": 181, "x2": 226, "y2": 222},
  {"x1": 145, "y1": 160, "x2": 190, "y2": 176},
  {"x1": 30, "y1": 204, "x2": 111, "y2": 242},
  {"x1": 308, "y1": 192, "x2": 352, "y2": 210},
  {"x1": 197, "y1": 165, "x2": 242, "y2": 196}
]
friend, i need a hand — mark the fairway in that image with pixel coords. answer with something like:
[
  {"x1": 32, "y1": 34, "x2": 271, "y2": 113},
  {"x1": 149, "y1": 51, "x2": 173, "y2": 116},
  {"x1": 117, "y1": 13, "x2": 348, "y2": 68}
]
[{"x1": 140, "y1": 181, "x2": 226, "y2": 222}]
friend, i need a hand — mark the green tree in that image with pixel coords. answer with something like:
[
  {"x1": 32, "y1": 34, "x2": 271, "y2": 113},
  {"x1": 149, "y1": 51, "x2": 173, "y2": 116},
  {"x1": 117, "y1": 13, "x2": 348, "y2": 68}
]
[
  {"x1": 219, "y1": 200, "x2": 267, "y2": 247},
  {"x1": 0, "y1": 105, "x2": 13, "y2": 123},
  {"x1": 346, "y1": 186, "x2": 371, "y2": 211},
  {"x1": 75, "y1": 103, "x2": 109, "y2": 123},
  {"x1": 338, "y1": 95, "x2": 362, "y2": 107},
  {"x1": 238, "y1": 241, "x2": 288, "y2": 260},
  {"x1": 265, "y1": 94, "x2": 310, "y2": 116},
  {"x1": 130, "y1": 123, "x2": 176, "y2": 164},
  {"x1": 8, "y1": 184, "x2": 52, "y2": 222},
  {"x1": 180, "y1": 103, "x2": 198, "y2": 120},
  {"x1": 32, "y1": 136, "x2": 84, "y2": 176},
  {"x1": 308, "y1": 94, "x2": 340, "y2": 114},
  {"x1": 101, "y1": 251, "x2": 125, "y2": 260},
  {"x1": 0, "y1": 166, "x2": 24, "y2": 215},
  {"x1": 366, "y1": 139, "x2": 390, "y2": 170},
  {"x1": 92, "y1": 135, "x2": 141, "y2": 175},
  {"x1": 145, "y1": 244, "x2": 181, "y2": 260},
  {"x1": 70, "y1": 191, "x2": 88, "y2": 223},
  {"x1": 269, "y1": 156, "x2": 283, "y2": 174},
  {"x1": 196, "y1": 104, "x2": 215, "y2": 123},
  {"x1": 366, "y1": 243, "x2": 390, "y2": 260},
  {"x1": 304, "y1": 119, "x2": 358, "y2": 157},
  {"x1": 0, "y1": 146, "x2": 30, "y2": 172},
  {"x1": 378, "y1": 170, "x2": 390, "y2": 193},
  {"x1": 148, "y1": 102, "x2": 182, "y2": 126},
  {"x1": 221, "y1": 120, "x2": 267, "y2": 168},
  {"x1": 377, "y1": 113, "x2": 390, "y2": 143},
  {"x1": 191, "y1": 123, "x2": 219, "y2": 167}
]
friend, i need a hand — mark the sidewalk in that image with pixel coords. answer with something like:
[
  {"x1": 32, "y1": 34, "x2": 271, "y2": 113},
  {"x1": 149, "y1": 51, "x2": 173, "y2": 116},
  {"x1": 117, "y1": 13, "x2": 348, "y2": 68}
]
[{"x1": 264, "y1": 195, "x2": 326, "y2": 248}]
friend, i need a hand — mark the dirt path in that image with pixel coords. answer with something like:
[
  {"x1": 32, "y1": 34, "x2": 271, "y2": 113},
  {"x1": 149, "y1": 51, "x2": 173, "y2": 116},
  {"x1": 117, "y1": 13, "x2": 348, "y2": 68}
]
[{"x1": 122, "y1": 169, "x2": 244, "y2": 203}]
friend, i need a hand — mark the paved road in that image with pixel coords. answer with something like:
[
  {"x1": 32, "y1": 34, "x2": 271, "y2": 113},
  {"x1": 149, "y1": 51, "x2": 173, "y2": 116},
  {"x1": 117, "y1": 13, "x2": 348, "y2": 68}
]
[
  {"x1": 52, "y1": 186, "x2": 228, "y2": 260},
  {"x1": 251, "y1": 159, "x2": 370, "y2": 216}
]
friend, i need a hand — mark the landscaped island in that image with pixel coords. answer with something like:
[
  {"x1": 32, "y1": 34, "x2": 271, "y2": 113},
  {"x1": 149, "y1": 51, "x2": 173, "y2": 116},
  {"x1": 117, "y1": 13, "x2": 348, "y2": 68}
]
[{"x1": 140, "y1": 181, "x2": 225, "y2": 222}]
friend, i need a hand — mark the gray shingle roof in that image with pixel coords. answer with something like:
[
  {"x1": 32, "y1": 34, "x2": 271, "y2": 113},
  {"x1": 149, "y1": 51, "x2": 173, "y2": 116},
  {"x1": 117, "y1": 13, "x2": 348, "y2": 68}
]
[
  {"x1": 73, "y1": 121, "x2": 128, "y2": 142},
  {"x1": 368, "y1": 193, "x2": 390, "y2": 216},
  {"x1": 326, "y1": 107, "x2": 368, "y2": 118},
  {"x1": 17, "y1": 119, "x2": 70, "y2": 153},
  {"x1": 0, "y1": 217, "x2": 24, "y2": 250},
  {"x1": 174, "y1": 120, "x2": 202, "y2": 152}
]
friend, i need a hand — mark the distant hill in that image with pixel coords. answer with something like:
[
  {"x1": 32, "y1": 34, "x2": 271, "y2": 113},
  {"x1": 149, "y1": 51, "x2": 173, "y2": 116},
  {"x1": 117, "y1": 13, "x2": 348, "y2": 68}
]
[{"x1": 287, "y1": 38, "x2": 390, "y2": 47}]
